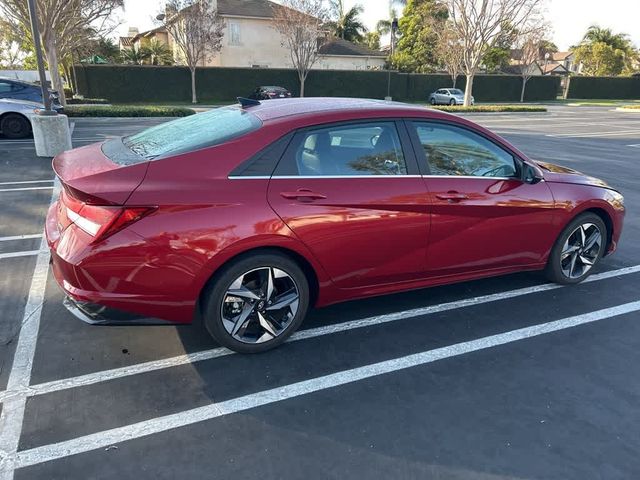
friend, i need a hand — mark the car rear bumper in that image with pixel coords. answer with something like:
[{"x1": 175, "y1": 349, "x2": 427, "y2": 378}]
[
  {"x1": 45, "y1": 201, "x2": 195, "y2": 324},
  {"x1": 62, "y1": 295, "x2": 175, "y2": 325}
]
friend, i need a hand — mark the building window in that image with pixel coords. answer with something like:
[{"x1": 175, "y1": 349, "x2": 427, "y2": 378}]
[{"x1": 229, "y1": 22, "x2": 241, "y2": 46}]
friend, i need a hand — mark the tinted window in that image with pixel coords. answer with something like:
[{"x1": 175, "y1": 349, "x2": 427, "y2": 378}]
[
  {"x1": 450, "y1": 89, "x2": 464, "y2": 95},
  {"x1": 0, "y1": 82, "x2": 13, "y2": 93},
  {"x1": 123, "y1": 106, "x2": 262, "y2": 160},
  {"x1": 413, "y1": 122, "x2": 517, "y2": 178},
  {"x1": 290, "y1": 122, "x2": 407, "y2": 176}
]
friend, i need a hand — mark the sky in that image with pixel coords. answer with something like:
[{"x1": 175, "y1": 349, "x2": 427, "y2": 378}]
[{"x1": 116, "y1": 0, "x2": 640, "y2": 51}]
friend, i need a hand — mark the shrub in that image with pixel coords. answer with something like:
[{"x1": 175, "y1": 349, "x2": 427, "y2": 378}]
[
  {"x1": 64, "y1": 105, "x2": 196, "y2": 117},
  {"x1": 66, "y1": 98, "x2": 109, "y2": 105},
  {"x1": 619, "y1": 105, "x2": 640, "y2": 110},
  {"x1": 429, "y1": 105, "x2": 547, "y2": 113}
]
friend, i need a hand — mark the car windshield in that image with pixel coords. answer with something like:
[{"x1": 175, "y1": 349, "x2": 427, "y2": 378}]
[
  {"x1": 450, "y1": 89, "x2": 464, "y2": 95},
  {"x1": 122, "y1": 106, "x2": 262, "y2": 160}
]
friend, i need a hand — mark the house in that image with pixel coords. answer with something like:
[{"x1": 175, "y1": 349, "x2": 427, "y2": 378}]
[
  {"x1": 551, "y1": 51, "x2": 582, "y2": 74},
  {"x1": 540, "y1": 62, "x2": 570, "y2": 76},
  {"x1": 124, "y1": 0, "x2": 386, "y2": 70}
]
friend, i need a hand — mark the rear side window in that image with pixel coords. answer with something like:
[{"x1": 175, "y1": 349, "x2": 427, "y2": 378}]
[
  {"x1": 123, "y1": 106, "x2": 262, "y2": 160},
  {"x1": 279, "y1": 122, "x2": 408, "y2": 176}
]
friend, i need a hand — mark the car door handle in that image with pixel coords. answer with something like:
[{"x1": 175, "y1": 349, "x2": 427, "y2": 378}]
[
  {"x1": 436, "y1": 192, "x2": 469, "y2": 202},
  {"x1": 280, "y1": 189, "x2": 327, "y2": 201}
]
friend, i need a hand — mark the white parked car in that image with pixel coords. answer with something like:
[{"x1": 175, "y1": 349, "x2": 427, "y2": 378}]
[
  {"x1": 0, "y1": 98, "x2": 45, "y2": 139},
  {"x1": 428, "y1": 88, "x2": 474, "y2": 106}
]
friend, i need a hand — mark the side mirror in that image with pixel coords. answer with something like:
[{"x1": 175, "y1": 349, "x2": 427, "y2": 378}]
[{"x1": 523, "y1": 163, "x2": 544, "y2": 184}]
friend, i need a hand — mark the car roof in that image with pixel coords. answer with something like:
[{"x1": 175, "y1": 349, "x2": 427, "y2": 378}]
[{"x1": 245, "y1": 97, "x2": 454, "y2": 123}]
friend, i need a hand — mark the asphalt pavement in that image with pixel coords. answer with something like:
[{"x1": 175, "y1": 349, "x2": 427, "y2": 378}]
[{"x1": 0, "y1": 105, "x2": 639, "y2": 479}]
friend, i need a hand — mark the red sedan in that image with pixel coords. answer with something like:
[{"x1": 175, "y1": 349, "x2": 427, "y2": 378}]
[{"x1": 46, "y1": 98, "x2": 625, "y2": 353}]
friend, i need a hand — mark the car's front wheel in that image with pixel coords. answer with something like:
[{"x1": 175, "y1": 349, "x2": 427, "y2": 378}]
[
  {"x1": 430, "y1": 97, "x2": 436, "y2": 105},
  {"x1": 545, "y1": 213, "x2": 607, "y2": 285},
  {"x1": 202, "y1": 252, "x2": 310, "y2": 353},
  {"x1": 1, "y1": 113, "x2": 31, "y2": 139}
]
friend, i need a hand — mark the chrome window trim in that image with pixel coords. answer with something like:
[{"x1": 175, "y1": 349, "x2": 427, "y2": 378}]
[
  {"x1": 228, "y1": 175, "x2": 424, "y2": 180},
  {"x1": 421, "y1": 175, "x2": 517, "y2": 181}
]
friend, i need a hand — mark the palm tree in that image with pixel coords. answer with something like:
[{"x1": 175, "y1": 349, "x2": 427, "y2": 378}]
[
  {"x1": 328, "y1": 0, "x2": 367, "y2": 42},
  {"x1": 581, "y1": 25, "x2": 632, "y2": 53},
  {"x1": 120, "y1": 47, "x2": 150, "y2": 65},
  {"x1": 146, "y1": 38, "x2": 173, "y2": 65}
]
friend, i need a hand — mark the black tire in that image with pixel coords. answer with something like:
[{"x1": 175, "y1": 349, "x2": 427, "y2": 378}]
[
  {"x1": 1, "y1": 113, "x2": 31, "y2": 139},
  {"x1": 202, "y1": 252, "x2": 310, "y2": 353},
  {"x1": 545, "y1": 212, "x2": 607, "y2": 285},
  {"x1": 430, "y1": 97, "x2": 436, "y2": 105},
  {"x1": 449, "y1": 98, "x2": 456, "y2": 106}
]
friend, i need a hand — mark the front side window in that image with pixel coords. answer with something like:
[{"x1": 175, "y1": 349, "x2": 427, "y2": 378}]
[
  {"x1": 289, "y1": 122, "x2": 408, "y2": 176},
  {"x1": 413, "y1": 122, "x2": 518, "y2": 178},
  {"x1": 0, "y1": 82, "x2": 12, "y2": 93},
  {"x1": 122, "y1": 106, "x2": 261, "y2": 160}
]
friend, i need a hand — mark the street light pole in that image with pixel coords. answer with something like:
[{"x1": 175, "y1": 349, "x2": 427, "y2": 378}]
[
  {"x1": 386, "y1": 18, "x2": 398, "y2": 100},
  {"x1": 27, "y1": 0, "x2": 54, "y2": 114}
]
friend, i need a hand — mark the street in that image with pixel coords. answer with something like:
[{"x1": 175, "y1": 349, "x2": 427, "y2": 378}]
[{"x1": 0, "y1": 104, "x2": 639, "y2": 479}]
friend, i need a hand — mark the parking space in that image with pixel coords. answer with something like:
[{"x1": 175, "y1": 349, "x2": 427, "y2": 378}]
[{"x1": 0, "y1": 105, "x2": 639, "y2": 479}]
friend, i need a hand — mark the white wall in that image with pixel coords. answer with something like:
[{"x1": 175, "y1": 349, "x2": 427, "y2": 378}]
[{"x1": 315, "y1": 56, "x2": 385, "y2": 71}]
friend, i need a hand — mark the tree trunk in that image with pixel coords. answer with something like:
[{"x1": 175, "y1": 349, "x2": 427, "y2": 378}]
[
  {"x1": 451, "y1": 74, "x2": 457, "y2": 89},
  {"x1": 299, "y1": 74, "x2": 305, "y2": 98},
  {"x1": 43, "y1": 32, "x2": 66, "y2": 106},
  {"x1": 520, "y1": 77, "x2": 527, "y2": 103},
  {"x1": 190, "y1": 68, "x2": 197, "y2": 104},
  {"x1": 463, "y1": 74, "x2": 474, "y2": 106}
]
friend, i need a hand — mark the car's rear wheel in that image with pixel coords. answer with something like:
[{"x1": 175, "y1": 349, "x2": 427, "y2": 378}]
[
  {"x1": 449, "y1": 99, "x2": 456, "y2": 106},
  {"x1": 202, "y1": 252, "x2": 309, "y2": 353},
  {"x1": 545, "y1": 213, "x2": 606, "y2": 285},
  {"x1": 1, "y1": 113, "x2": 31, "y2": 139},
  {"x1": 430, "y1": 98, "x2": 436, "y2": 105}
]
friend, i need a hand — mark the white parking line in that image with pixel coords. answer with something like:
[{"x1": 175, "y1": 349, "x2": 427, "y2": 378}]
[
  {"x1": 0, "y1": 180, "x2": 53, "y2": 186},
  {"x1": 546, "y1": 130, "x2": 640, "y2": 138},
  {"x1": 628, "y1": 144, "x2": 640, "y2": 148},
  {"x1": 0, "y1": 250, "x2": 39, "y2": 260},
  {"x1": 0, "y1": 234, "x2": 42, "y2": 242},
  {"x1": 0, "y1": 264, "x2": 637, "y2": 404},
  {"x1": 11, "y1": 300, "x2": 640, "y2": 470},
  {"x1": 0, "y1": 179, "x2": 59, "y2": 480},
  {"x1": 0, "y1": 187, "x2": 54, "y2": 193}
]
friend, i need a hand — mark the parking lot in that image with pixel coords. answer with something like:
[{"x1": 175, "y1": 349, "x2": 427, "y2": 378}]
[{"x1": 0, "y1": 105, "x2": 639, "y2": 479}]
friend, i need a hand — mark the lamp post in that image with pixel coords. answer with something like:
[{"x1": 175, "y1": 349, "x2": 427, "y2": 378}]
[
  {"x1": 27, "y1": 0, "x2": 54, "y2": 114},
  {"x1": 385, "y1": 17, "x2": 399, "y2": 101},
  {"x1": 26, "y1": 0, "x2": 72, "y2": 157}
]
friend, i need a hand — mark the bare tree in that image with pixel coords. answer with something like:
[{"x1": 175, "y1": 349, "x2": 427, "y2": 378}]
[
  {"x1": 515, "y1": 23, "x2": 546, "y2": 102},
  {"x1": 0, "y1": 0, "x2": 123, "y2": 106},
  {"x1": 162, "y1": 0, "x2": 224, "y2": 104},
  {"x1": 441, "y1": 0, "x2": 543, "y2": 106},
  {"x1": 434, "y1": 21, "x2": 464, "y2": 88},
  {"x1": 272, "y1": 0, "x2": 327, "y2": 97}
]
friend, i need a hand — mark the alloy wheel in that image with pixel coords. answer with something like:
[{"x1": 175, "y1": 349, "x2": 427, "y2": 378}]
[
  {"x1": 220, "y1": 267, "x2": 300, "y2": 344},
  {"x1": 560, "y1": 222, "x2": 602, "y2": 279}
]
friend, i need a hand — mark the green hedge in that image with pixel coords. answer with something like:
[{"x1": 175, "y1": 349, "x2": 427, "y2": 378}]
[
  {"x1": 74, "y1": 65, "x2": 560, "y2": 104},
  {"x1": 66, "y1": 98, "x2": 109, "y2": 104},
  {"x1": 64, "y1": 105, "x2": 195, "y2": 117},
  {"x1": 567, "y1": 76, "x2": 640, "y2": 99},
  {"x1": 432, "y1": 105, "x2": 547, "y2": 112}
]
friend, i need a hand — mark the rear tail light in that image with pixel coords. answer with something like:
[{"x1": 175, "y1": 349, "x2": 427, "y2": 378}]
[{"x1": 61, "y1": 192, "x2": 154, "y2": 242}]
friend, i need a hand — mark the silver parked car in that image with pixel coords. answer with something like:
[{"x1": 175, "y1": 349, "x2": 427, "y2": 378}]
[
  {"x1": 428, "y1": 88, "x2": 474, "y2": 106},
  {"x1": 0, "y1": 98, "x2": 45, "y2": 139}
]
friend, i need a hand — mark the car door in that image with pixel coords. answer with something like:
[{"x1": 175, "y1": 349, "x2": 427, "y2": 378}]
[
  {"x1": 407, "y1": 120, "x2": 557, "y2": 276},
  {"x1": 267, "y1": 120, "x2": 431, "y2": 289},
  {"x1": 435, "y1": 89, "x2": 445, "y2": 104}
]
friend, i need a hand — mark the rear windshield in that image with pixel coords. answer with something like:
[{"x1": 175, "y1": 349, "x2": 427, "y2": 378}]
[
  {"x1": 450, "y1": 89, "x2": 464, "y2": 95},
  {"x1": 122, "y1": 106, "x2": 262, "y2": 160}
]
